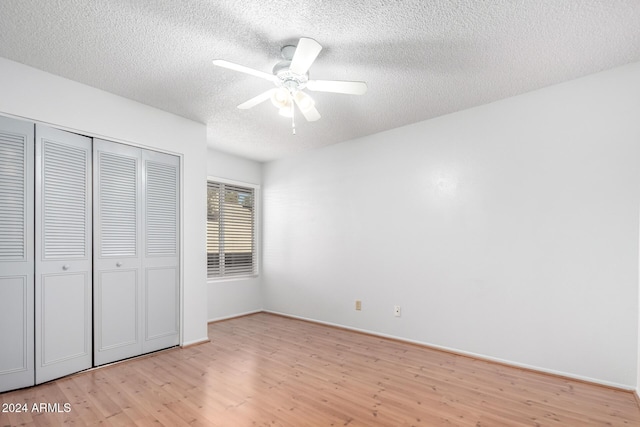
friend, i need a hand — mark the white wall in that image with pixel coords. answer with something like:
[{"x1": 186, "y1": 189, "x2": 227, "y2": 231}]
[
  {"x1": 207, "y1": 148, "x2": 263, "y2": 321},
  {"x1": 0, "y1": 57, "x2": 209, "y2": 346},
  {"x1": 262, "y1": 61, "x2": 640, "y2": 388}
]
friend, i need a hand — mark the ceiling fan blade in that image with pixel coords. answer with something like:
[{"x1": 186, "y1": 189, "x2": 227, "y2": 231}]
[
  {"x1": 237, "y1": 89, "x2": 277, "y2": 109},
  {"x1": 293, "y1": 96, "x2": 321, "y2": 122},
  {"x1": 289, "y1": 38, "x2": 322, "y2": 75},
  {"x1": 212, "y1": 60, "x2": 275, "y2": 82},
  {"x1": 307, "y1": 80, "x2": 368, "y2": 95}
]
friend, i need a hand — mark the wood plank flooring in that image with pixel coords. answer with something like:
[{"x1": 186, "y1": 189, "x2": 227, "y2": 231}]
[{"x1": 2, "y1": 312, "x2": 639, "y2": 426}]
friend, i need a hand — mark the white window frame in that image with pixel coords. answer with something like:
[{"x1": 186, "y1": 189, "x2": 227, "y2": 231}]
[{"x1": 206, "y1": 176, "x2": 260, "y2": 281}]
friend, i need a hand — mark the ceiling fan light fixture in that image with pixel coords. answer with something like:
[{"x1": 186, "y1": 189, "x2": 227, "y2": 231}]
[
  {"x1": 270, "y1": 88, "x2": 290, "y2": 109},
  {"x1": 278, "y1": 104, "x2": 293, "y2": 118},
  {"x1": 294, "y1": 91, "x2": 315, "y2": 112}
]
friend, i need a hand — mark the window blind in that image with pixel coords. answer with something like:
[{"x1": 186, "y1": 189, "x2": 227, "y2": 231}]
[{"x1": 207, "y1": 181, "x2": 255, "y2": 278}]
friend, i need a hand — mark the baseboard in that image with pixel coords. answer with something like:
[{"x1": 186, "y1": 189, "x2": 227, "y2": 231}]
[
  {"x1": 181, "y1": 337, "x2": 210, "y2": 347},
  {"x1": 181, "y1": 338, "x2": 211, "y2": 348},
  {"x1": 208, "y1": 309, "x2": 263, "y2": 324},
  {"x1": 263, "y1": 310, "x2": 636, "y2": 392},
  {"x1": 634, "y1": 390, "x2": 640, "y2": 410}
]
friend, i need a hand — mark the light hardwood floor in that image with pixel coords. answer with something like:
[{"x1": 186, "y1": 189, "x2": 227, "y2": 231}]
[{"x1": 1, "y1": 312, "x2": 639, "y2": 426}]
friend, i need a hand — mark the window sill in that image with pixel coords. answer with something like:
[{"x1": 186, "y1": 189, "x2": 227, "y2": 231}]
[{"x1": 207, "y1": 275, "x2": 259, "y2": 284}]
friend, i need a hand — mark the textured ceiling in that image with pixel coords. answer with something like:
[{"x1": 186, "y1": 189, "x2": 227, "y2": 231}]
[{"x1": 1, "y1": 1, "x2": 639, "y2": 162}]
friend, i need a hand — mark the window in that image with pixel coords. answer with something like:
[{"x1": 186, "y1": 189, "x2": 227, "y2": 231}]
[{"x1": 207, "y1": 179, "x2": 257, "y2": 278}]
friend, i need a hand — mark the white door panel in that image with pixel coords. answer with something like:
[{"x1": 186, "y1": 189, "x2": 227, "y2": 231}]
[
  {"x1": 0, "y1": 276, "x2": 32, "y2": 391},
  {"x1": 39, "y1": 273, "x2": 90, "y2": 367},
  {"x1": 95, "y1": 269, "x2": 138, "y2": 355},
  {"x1": 141, "y1": 150, "x2": 180, "y2": 353},
  {"x1": 0, "y1": 116, "x2": 34, "y2": 393},
  {"x1": 93, "y1": 139, "x2": 142, "y2": 365},
  {"x1": 35, "y1": 125, "x2": 92, "y2": 384},
  {"x1": 145, "y1": 267, "x2": 179, "y2": 341}
]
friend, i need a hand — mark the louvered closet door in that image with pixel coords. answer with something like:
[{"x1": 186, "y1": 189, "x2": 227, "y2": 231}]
[
  {"x1": 35, "y1": 125, "x2": 92, "y2": 384},
  {"x1": 0, "y1": 116, "x2": 34, "y2": 393},
  {"x1": 93, "y1": 139, "x2": 142, "y2": 366},
  {"x1": 141, "y1": 149, "x2": 180, "y2": 353}
]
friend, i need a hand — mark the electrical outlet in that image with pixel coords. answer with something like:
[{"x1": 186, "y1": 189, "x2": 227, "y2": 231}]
[
  {"x1": 394, "y1": 305, "x2": 401, "y2": 317},
  {"x1": 355, "y1": 300, "x2": 362, "y2": 311}
]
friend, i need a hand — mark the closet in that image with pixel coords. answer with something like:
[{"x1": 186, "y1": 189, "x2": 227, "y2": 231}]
[
  {"x1": 0, "y1": 116, "x2": 180, "y2": 392},
  {"x1": 93, "y1": 139, "x2": 180, "y2": 366}
]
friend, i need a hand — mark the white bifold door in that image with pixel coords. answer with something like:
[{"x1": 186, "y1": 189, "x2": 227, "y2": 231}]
[
  {"x1": 93, "y1": 139, "x2": 179, "y2": 366},
  {"x1": 0, "y1": 116, "x2": 34, "y2": 393},
  {"x1": 1, "y1": 120, "x2": 180, "y2": 391},
  {"x1": 35, "y1": 125, "x2": 93, "y2": 384}
]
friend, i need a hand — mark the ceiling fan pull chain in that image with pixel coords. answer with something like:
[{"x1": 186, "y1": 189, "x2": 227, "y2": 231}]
[{"x1": 291, "y1": 100, "x2": 296, "y2": 135}]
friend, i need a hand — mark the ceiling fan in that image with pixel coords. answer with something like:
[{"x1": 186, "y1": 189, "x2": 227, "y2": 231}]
[{"x1": 212, "y1": 37, "x2": 367, "y2": 133}]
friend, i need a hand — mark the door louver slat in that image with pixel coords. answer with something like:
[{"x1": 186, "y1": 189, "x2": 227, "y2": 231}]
[
  {"x1": 99, "y1": 152, "x2": 137, "y2": 257},
  {"x1": 145, "y1": 162, "x2": 177, "y2": 256},
  {"x1": 0, "y1": 132, "x2": 27, "y2": 261},
  {"x1": 42, "y1": 141, "x2": 87, "y2": 259}
]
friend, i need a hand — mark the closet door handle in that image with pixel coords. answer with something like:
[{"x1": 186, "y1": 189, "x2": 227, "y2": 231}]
[
  {"x1": 62, "y1": 264, "x2": 70, "y2": 271},
  {"x1": 116, "y1": 261, "x2": 122, "y2": 267}
]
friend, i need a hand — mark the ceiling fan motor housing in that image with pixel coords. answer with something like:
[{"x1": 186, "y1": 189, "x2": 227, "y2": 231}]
[{"x1": 273, "y1": 59, "x2": 308, "y2": 91}]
